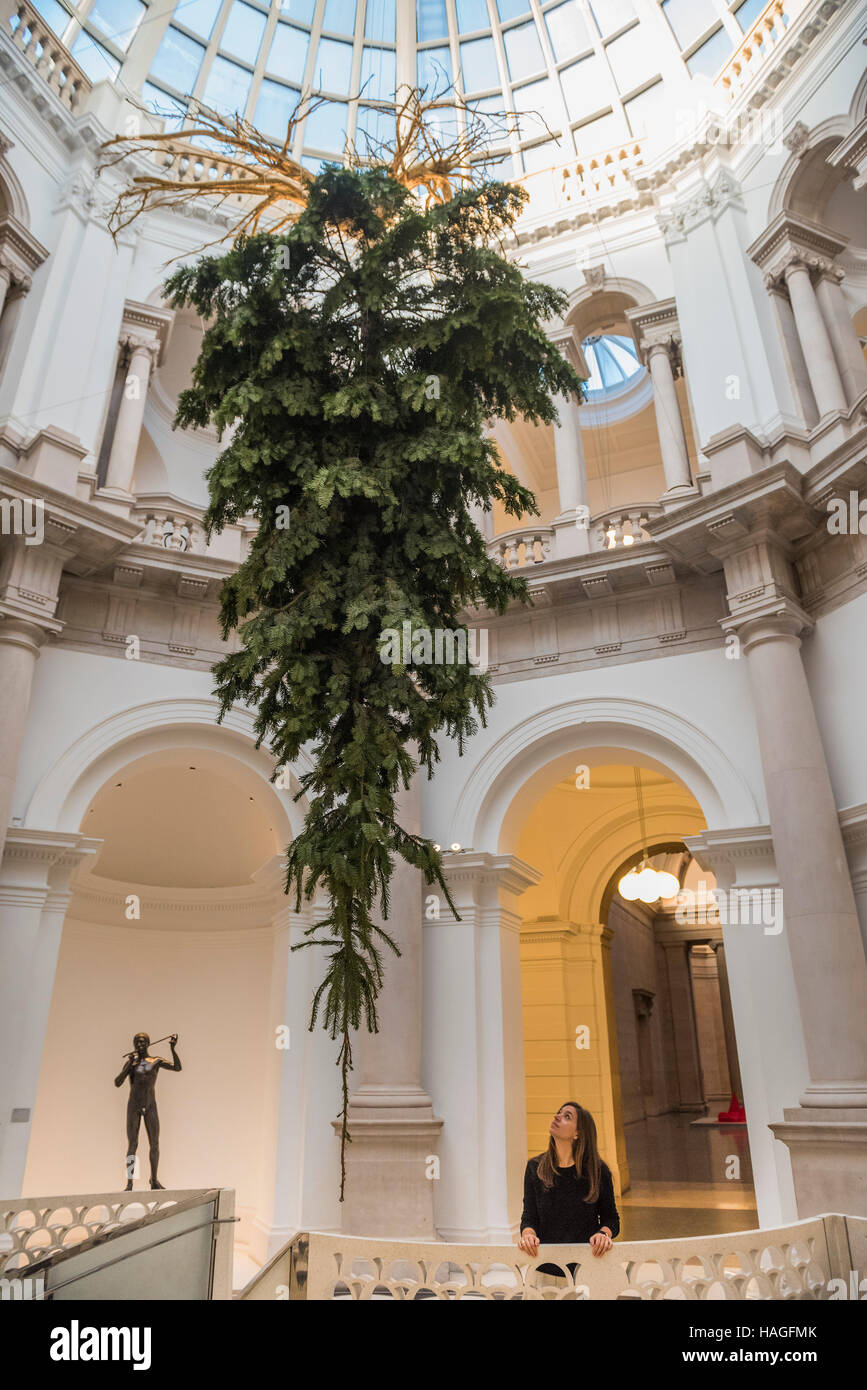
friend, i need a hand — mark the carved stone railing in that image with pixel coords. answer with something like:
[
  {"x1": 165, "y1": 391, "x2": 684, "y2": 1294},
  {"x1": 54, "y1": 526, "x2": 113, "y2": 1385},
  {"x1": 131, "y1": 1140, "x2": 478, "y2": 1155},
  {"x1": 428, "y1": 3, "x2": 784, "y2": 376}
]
[
  {"x1": 133, "y1": 508, "x2": 204, "y2": 553},
  {"x1": 1, "y1": 0, "x2": 91, "y2": 113},
  {"x1": 490, "y1": 527, "x2": 554, "y2": 569},
  {"x1": 592, "y1": 504, "x2": 664, "y2": 552},
  {"x1": 291, "y1": 1214, "x2": 865, "y2": 1300},
  {"x1": 522, "y1": 141, "x2": 648, "y2": 215},
  {"x1": 716, "y1": 0, "x2": 808, "y2": 102},
  {"x1": 150, "y1": 142, "x2": 243, "y2": 187},
  {"x1": 0, "y1": 1188, "x2": 207, "y2": 1275}
]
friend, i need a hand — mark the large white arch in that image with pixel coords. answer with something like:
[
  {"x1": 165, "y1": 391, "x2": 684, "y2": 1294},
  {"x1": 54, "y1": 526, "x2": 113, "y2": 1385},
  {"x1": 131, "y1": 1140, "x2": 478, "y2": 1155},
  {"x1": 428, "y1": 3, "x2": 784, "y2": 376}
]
[
  {"x1": 451, "y1": 696, "x2": 761, "y2": 854},
  {"x1": 24, "y1": 697, "x2": 313, "y2": 839}
]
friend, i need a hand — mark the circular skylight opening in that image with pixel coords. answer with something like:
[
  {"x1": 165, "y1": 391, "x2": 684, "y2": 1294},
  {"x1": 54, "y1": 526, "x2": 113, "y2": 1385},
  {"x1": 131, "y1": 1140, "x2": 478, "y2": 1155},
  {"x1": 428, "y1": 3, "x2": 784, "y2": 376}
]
[{"x1": 582, "y1": 332, "x2": 643, "y2": 399}]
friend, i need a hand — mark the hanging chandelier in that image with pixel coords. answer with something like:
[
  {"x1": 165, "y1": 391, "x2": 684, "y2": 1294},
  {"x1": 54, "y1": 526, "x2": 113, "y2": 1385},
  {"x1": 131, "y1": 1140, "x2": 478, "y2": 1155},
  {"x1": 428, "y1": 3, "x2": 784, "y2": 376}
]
[{"x1": 617, "y1": 769, "x2": 680, "y2": 904}]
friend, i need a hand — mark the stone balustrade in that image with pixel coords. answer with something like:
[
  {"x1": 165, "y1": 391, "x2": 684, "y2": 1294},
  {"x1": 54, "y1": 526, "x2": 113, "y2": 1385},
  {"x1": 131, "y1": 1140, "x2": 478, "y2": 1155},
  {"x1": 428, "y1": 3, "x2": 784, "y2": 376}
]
[
  {"x1": 716, "y1": 0, "x2": 807, "y2": 101},
  {"x1": 1, "y1": 0, "x2": 91, "y2": 113},
  {"x1": 0, "y1": 1188, "x2": 203, "y2": 1275},
  {"x1": 133, "y1": 509, "x2": 203, "y2": 554},
  {"x1": 490, "y1": 527, "x2": 554, "y2": 569},
  {"x1": 153, "y1": 142, "x2": 244, "y2": 188},
  {"x1": 522, "y1": 141, "x2": 647, "y2": 216},
  {"x1": 593, "y1": 504, "x2": 663, "y2": 552},
  {"x1": 240, "y1": 1214, "x2": 866, "y2": 1300}
]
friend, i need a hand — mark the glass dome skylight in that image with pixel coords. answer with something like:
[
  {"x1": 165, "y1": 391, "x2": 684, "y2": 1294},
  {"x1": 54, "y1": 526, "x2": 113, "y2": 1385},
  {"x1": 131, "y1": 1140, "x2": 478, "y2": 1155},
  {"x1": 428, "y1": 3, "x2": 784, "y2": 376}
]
[
  {"x1": 27, "y1": 0, "x2": 772, "y2": 168},
  {"x1": 582, "y1": 333, "x2": 642, "y2": 397}
]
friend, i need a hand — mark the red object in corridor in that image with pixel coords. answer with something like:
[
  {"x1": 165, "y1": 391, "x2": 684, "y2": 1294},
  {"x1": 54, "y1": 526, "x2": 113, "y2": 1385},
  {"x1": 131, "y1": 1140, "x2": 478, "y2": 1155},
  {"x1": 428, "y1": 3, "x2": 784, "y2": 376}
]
[{"x1": 718, "y1": 1092, "x2": 746, "y2": 1123}]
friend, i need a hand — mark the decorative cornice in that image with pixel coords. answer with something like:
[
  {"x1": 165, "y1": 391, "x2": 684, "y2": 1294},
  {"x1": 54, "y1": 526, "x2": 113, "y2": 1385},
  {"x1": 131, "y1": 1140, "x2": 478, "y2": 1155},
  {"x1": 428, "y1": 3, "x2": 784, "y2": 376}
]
[
  {"x1": 625, "y1": 298, "x2": 681, "y2": 369},
  {"x1": 655, "y1": 170, "x2": 744, "y2": 247},
  {"x1": 747, "y1": 211, "x2": 848, "y2": 289},
  {"x1": 119, "y1": 300, "x2": 175, "y2": 366}
]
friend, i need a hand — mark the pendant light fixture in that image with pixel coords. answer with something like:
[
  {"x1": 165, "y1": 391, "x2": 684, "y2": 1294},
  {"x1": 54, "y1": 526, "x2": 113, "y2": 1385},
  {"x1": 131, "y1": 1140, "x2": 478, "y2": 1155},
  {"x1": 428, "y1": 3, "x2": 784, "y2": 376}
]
[{"x1": 618, "y1": 769, "x2": 681, "y2": 904}]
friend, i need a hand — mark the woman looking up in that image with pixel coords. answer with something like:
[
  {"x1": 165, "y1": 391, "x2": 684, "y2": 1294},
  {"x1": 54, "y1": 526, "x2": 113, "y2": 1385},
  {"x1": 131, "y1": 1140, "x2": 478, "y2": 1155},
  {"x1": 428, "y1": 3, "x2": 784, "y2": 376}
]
[{"x1": 518, "y1": 1102, "x2": 619, "y2": 1262}]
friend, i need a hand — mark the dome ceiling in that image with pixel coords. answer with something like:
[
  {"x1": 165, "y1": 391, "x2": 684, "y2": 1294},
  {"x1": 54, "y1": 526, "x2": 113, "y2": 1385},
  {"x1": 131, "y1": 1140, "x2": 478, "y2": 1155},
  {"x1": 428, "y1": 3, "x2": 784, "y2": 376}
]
[{"x1": 32, "y1": 0, "x2": 766, "y2": 167}]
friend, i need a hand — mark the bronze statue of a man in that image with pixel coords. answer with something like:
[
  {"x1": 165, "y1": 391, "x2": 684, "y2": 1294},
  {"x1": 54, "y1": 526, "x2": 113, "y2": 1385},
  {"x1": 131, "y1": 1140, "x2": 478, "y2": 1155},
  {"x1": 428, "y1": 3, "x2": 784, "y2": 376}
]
[{"x1": 114, "y1": 1032, "x2": 181, "y2": 1190}]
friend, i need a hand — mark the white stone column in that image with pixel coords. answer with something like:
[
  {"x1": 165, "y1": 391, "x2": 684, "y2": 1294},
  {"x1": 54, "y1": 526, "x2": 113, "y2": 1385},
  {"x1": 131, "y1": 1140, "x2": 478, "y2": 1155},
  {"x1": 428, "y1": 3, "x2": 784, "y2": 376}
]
[
  {"x1": 0, "y1": 524, "x2": 72, "y2": 865},
  {"x1": 340, "y1": 776, "x2": 443, "y2": 1238},
  {"x1": 646, "y1": 341, "x2": 693, "y2": 496},
  {"x1": 661, "y1": 941, "x2": 705, "y2": 1110},
  {"x1": 713, "y1": 942, "x2": 743, "y2": 1103},
  {"x1": 729, "y1": 608, "x2": 867, "y2": 1111},
  {"x1": 552, "y1": 392, "x2": 591, "y2": 557},
  {"x1": 0, "y1": 619, "x2": 44, "y2": 867},
  {"x1": 0, "y1": 830, "x2": 100, "y2": 1195},
  {"x1": 685, "y1": 826, "x2": 803, "y2": 1227},
  {"x1": 423, "y1": 852, "x2": 539, "y2": 1242},
  {"x1": 688, "y1": 943, "x2": 730, "y2": 1103},
  {"x1": 0, "y1": 261, "x2": 13, "y2": 320},
  {"x1": 815, "y1": 270, "x2": 867, "y2": 406},
  {"x1": 782, "y1": 262, "x2": 847, "y2": 419},
  {"x1": 104, "y1": 338, "x2": 157, "y2": 496}
]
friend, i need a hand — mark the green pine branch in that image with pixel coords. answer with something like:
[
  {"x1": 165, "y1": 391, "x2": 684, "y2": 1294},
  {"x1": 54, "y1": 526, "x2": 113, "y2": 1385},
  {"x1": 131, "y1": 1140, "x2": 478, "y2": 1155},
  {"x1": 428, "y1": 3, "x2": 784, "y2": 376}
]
[{"x1": 165, "y1": 166, "x2": 585, "y2": 1200}]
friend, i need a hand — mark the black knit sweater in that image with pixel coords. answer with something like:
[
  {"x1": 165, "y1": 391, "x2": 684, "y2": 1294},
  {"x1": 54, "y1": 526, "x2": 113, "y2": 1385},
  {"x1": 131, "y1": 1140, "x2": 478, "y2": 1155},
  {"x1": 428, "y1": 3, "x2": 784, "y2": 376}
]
[{"x1": 520, "y1": 1156, "x2": 620, "y2": 1244}]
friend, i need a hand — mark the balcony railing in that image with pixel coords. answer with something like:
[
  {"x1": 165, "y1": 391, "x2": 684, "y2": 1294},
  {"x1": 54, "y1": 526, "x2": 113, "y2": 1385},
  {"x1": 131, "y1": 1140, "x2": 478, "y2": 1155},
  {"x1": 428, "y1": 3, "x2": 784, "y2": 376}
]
[
  {"x1": 490, "y1": 527, "x2": 554, "y2": 569},
  {"x1": 716, "y1": 0, "x2": 808, "y2": 102},
  {"x1": 1, "y1": 0, "x2": 91, "y2": 113},
  {"x1": 133, "y1": 508, "x2": 204, "y2": 554},
  {"x1": 521, "y1": 140, "x2": 648, "y2": 217},
  {"x1": 241, "y1": 1213, "x2": 866, "y2": 1300},
  {"x1": 593, "y1": 504, "x2": 663, "y2": 551}
]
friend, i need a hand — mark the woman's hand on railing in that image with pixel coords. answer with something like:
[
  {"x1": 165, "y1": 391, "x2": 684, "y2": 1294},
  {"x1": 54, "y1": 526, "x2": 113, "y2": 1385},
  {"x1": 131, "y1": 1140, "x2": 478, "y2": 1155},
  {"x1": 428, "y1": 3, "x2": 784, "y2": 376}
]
[
  {"x1": 517, "y1": 1228, "x2": 540, "y2": 1256},
  {"x1": 590, "y1": 1229, "x2": 613, "y2": 1257}
]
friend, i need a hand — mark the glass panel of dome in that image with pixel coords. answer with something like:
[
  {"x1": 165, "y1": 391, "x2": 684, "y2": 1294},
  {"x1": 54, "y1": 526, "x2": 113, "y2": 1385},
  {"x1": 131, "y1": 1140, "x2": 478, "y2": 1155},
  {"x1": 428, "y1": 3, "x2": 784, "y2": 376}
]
[
  {"x1": 361, "y1": 45, "x2": 396, "y2": 100},
  {"x1": 588, "y1": 0, "x2": 635, "y2": 36},
  {"x1": 365, "y1": 0, "x2": 395, "y2": 41},
  {"x1": 281, "y1": 0, "x2": 315, "y2": 21},
  {"x1": 624, "y1": 79, "x2": 664, "y2": 136},
  {"x1": 496, "y1": 0, "x2": 530, "y2": 19},
  {"x1": 455, "y1": 0, "x2": 489, "y2": 32},
  {"x1": 28, "y1": 0, "x2": 69, "y2": 38},
  {"x1": 323, "y1": 0, "x2": 356, "y2": 33},
  {"x1": 460, "y1": 35, "x2": 500, "y2": 91},
  {"x1": 685, "y1": 25, "x2": 733, "y2": 77},
  {"x1": 355, "y1": 102, "x2": 397, "y2": 150},
  {"x1": 574, "y1": 107, "x2": 628, "y2": 152},
  {"x1": 203, "y1": 54, "x2": 252, "y2": 112},
  {"x1": 418, "y1": 44, "x2": 452, "y2": 95},
  {"x1": 314, "y1": 36, "x2": 353, "y2": 92},
  {"x1": 735, "y1": 0, "x2": 767, "y2": 31},
  {"x1": 605, "y1": 23, "x2": 652, "y2": 94},
  {"x1": 545, "y1": 1, "x2": 591, "y2": 62},
  {"x1": 513, "y1": 77, "x2": 561, "y2": 138},
  {"x1": 417, "y1": 0, "x2": 448, "y2": 42},
  {"x1": 268, "y1": 23, "x2": 309, "y2": 81},
  {"x1": 70, "y1": 29, "x2": 120, "y2": 81},
  {"x1": 502, "y1": 21, "x2": 544, "y2": 82},
  {"x1": 87, "y1": 0, "x2": 144, "y2": 52},
  {"x1": 560, "y1": 54, "x2": 611, "y2": 121},
  {"x1": 521, "y1": 138, "x2": 559, "y2": 173},
  {"x1": 303, "y1": 99, "x2": 348, "y2": 151},
  {"x1": 175, "y1": 0, "x2": 221, "y2": 39},
  {"x1": 220, "y1": 3, "x2": 266, "y2": 65},
  {"x1": 661, "y1": 0, "x2": 718, "y2": 50},
  {"x1": 467, "y1": 93, "x2": 509, "y2": 143},
  {"x1": 254, "y1": 77, "x2": 300, "y2": 138},
  {"x1": 142, "y1": 81, "x2": 188, "y2": 128},
  {"x1": 150, "y1": 27, "x2": 205, "y2": 93}
]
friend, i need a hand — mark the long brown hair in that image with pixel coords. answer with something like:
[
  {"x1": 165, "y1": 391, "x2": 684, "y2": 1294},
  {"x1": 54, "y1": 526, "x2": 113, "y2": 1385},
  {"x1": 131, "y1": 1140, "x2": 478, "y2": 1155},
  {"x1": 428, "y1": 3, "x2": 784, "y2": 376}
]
[{"x1": 536, "y1": 1101, "x2": 603, "y2": 1202}]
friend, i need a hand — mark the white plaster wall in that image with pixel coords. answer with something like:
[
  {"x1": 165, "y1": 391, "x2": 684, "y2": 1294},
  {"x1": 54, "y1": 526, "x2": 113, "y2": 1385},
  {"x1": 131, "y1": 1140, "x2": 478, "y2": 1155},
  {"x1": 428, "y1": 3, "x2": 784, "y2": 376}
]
[{"x1": 23, "y1": 919, "x2": 274, "y2": 1237}]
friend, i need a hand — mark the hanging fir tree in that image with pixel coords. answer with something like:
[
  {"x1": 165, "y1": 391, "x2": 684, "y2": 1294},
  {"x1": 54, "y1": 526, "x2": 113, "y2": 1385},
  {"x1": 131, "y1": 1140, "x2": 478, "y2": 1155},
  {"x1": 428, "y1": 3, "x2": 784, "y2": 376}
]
[{"x1": 161, "y1": 160, "x2": 584, "y2": 1197}]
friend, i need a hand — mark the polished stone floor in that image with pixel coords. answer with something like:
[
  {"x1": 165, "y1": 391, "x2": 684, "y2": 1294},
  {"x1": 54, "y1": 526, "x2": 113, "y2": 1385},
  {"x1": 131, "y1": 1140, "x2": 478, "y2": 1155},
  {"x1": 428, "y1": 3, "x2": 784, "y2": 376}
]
[{"x1": 617, "y1": 1112, "x2": 757, "y2": 1241}]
